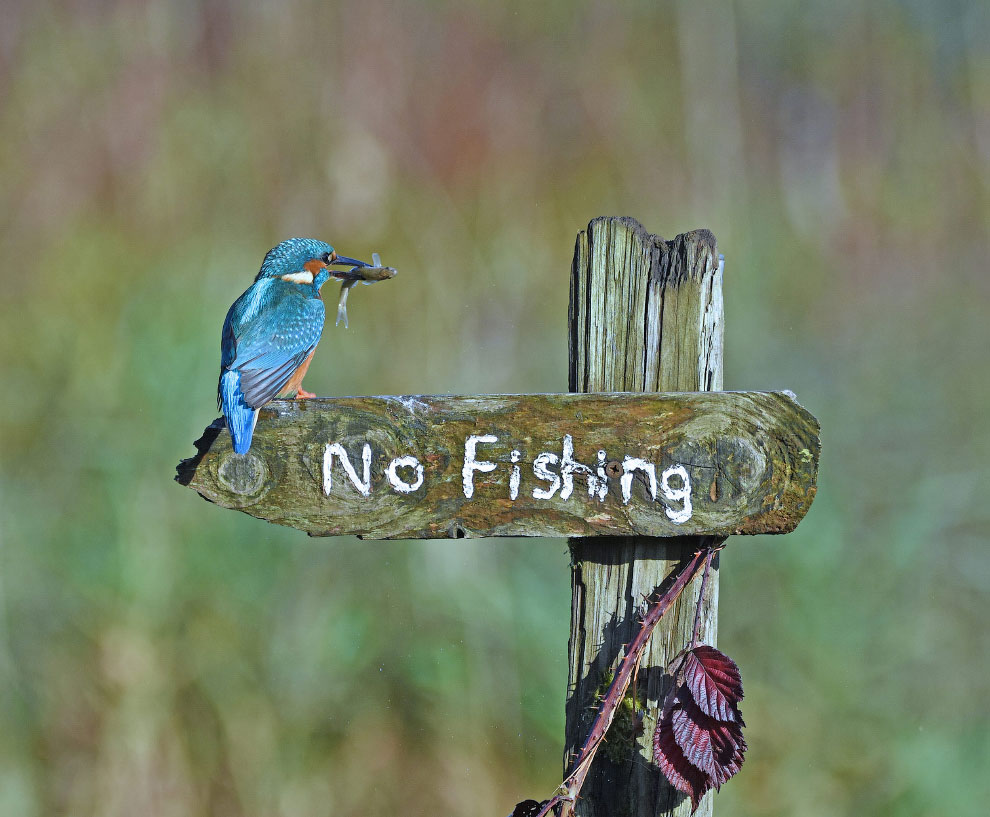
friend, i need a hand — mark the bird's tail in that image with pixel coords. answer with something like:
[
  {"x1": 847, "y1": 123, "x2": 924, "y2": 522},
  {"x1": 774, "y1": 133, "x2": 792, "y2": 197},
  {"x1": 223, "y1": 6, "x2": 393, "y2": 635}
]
[{"x1": 220, "y1": 370, "x2": 258, "y2": 455}]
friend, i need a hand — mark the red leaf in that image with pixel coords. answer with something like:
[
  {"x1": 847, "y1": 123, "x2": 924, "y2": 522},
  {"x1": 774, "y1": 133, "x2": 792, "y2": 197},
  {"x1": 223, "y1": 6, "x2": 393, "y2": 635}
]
[
  {"x1": 706, "y1": 714, "x2": 747, "y2": 785},
  {"x1": 653, "y1": 700, "x2": 712, "y2": 811},
  {"x1": 672, "y1": 692, "x2": 747, "y2": 788},
  {"x1": 682, "y1": 645, "x2": 744, "y2": 722},
  {"x1": 656, "y1": 647, "x2": 748, "y2": 811}
]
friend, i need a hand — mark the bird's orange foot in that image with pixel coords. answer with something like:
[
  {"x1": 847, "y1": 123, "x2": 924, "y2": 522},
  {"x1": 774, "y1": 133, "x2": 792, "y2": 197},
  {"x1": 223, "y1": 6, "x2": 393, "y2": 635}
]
[{"x1": 295, "y1": 388, "x2": 316, "y2": 399}]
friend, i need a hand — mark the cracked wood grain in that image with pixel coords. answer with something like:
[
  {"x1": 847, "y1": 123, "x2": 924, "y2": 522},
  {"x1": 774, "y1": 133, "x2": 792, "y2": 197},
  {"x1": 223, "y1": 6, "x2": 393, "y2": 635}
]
[
  {"x1": 175, "y1": 390, "x2": 818, "y2": 540},
  {"x1": 565, "y1": 218, "x2": 739, "y2": 817}
]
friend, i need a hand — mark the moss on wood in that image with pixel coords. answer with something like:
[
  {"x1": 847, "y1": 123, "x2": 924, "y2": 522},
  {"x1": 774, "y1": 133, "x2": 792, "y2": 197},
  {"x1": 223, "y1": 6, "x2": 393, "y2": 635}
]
[{"x1": 176, "y1": 391, "x2": 818, "y2": 540}]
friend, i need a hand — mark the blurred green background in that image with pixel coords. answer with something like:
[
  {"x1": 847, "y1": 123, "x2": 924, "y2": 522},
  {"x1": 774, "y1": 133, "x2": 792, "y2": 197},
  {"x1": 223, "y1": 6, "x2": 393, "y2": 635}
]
[{"x1": 1, "y1": 1, "x2": 988, "y2": 815}]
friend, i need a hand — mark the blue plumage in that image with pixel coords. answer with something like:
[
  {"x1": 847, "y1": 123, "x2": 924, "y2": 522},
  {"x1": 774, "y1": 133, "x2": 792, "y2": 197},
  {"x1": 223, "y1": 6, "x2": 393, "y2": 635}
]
[
  {"x1": 220, "y1": 371, "x2": 256, "y2": 454},
  {"x1": 218, "y1": 238, "x2": 363, "y2": 455}
]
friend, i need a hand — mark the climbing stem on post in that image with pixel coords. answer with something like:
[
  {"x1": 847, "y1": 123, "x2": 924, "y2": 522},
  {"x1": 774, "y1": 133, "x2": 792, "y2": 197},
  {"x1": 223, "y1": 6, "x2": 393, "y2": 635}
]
[
  {"x1": 535, "y1": 547, "x2": 715, "y2": 817},
  {"x1": 690, "y1": 549, "x2": 716, "y2": 649}
]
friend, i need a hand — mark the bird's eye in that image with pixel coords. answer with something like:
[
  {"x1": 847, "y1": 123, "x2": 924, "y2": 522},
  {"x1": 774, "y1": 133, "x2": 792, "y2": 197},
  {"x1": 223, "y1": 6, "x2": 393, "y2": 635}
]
[{"x1": 322, "y1": 251, "x2": 333, "y2": 264}]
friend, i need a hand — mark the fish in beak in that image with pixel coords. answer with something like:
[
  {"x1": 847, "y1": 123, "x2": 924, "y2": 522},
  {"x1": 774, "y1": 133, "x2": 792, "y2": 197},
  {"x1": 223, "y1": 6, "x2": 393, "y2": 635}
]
[{"x1": 332, "y1": 252, "x2": 398, "y2": 328}]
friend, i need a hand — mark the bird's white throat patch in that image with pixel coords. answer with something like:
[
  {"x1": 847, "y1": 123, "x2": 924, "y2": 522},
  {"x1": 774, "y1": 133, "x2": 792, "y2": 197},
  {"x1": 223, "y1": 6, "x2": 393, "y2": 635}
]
[{"x1": 281, "y1": 271, "x2": 315, "y2": 285}]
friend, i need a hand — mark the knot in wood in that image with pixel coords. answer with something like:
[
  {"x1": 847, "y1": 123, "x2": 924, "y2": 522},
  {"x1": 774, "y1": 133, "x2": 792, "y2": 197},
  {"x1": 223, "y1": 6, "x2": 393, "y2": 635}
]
[{"x1": 217, "y1": 452, "x2": 267, "y2": 496}]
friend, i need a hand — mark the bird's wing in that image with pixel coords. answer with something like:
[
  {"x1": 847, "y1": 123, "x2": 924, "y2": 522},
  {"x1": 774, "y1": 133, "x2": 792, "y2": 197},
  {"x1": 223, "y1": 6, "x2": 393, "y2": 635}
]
[{"x1": 223, "y1": 283, "x2": 326, "y2": 409}]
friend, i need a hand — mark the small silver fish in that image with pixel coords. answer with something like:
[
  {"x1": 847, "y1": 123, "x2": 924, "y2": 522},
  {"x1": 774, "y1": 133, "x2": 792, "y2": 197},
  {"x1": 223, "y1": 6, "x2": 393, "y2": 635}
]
[{"x1": 336, "y1": 252, "x2": 397, "y2": 328}]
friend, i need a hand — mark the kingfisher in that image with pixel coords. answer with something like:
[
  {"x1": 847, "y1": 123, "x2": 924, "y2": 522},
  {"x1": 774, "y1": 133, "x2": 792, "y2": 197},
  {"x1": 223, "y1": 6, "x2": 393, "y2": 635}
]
[{"x1": 218, "y1": 237, "x2": 389, "y2": 455}]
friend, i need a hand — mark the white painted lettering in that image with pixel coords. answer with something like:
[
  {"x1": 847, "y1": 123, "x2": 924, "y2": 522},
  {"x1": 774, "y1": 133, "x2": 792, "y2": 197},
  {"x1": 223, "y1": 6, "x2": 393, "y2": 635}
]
[
  {"x1": 532, "y1": 452, "x2": 561, "y2": 500},
  {"x1": 620, "y1": 457, "x2": 657, "y2": 504},
  {"x1": 593, "y1": 449, "x2": 609, "y2": 501},
  {"x1": 462, "y1": 434, "x2": 498, "y2": 499},
  {"x1": 386, "y1": 455, "x2": 424, "y2": 494},
  {"x1": 661, "y1": 464, "x2": 693, "y2": 523},
  {"x1": 509, "y1": 449, "x2": 521, "y2": 501},
  {"x1": 323, "y1": 442, "x2": 372, "y2": 497},
  {"x1": 559, "y1": 434, "x2": 596, "y2": 500}
]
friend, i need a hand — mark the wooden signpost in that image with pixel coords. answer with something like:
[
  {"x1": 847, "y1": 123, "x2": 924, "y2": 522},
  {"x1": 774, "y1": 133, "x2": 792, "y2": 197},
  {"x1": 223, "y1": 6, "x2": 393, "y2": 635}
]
[
  {"x1": 177, "y1": 391, "x2": 816, "y2": 540},
  {"x1": 177, "y1": 218, "x2": 820, "y2": 816}
]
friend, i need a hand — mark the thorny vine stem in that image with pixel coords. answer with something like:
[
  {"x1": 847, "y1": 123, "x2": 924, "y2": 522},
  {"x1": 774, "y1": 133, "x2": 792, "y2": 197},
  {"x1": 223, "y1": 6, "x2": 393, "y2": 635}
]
[
  {"x1": 535, "y1": 547, "x2": 715, "y2": 817},
  {"x1": 689, "y1": 549, "x2": 715, "y2": 648},
  {"x1": 666, "y1": 544, "x2": 724, "y2": 707}
]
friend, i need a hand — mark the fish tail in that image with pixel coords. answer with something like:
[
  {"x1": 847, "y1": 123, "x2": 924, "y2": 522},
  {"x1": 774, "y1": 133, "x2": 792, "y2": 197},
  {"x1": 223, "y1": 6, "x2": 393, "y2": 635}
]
[{"x1": 220, "y1": 370, "x2": 258, "y2": 455}]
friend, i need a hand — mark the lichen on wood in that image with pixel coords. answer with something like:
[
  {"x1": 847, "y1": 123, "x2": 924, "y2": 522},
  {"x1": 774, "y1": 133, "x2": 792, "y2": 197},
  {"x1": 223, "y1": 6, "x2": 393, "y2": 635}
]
[
  {"x1": 175, "y1": 390, "x2": 818, "y2": 540},
  {"x1": 565, "y1": 218, "x2": 733, "y2": 817}
]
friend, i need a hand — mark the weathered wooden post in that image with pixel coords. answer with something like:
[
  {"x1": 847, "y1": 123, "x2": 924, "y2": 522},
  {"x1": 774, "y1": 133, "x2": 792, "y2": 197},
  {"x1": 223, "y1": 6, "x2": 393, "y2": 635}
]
[
  {"x1": 566, "y1": 218, "x2": 723, "y2": 816},
  {"x1": 176, "y1": 216, "x2": 819, "y2": 816}
]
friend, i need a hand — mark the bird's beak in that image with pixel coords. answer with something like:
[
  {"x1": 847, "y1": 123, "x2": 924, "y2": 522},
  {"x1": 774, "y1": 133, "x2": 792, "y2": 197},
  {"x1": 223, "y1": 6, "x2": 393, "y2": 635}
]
[
  {"x1": 327, "y1": 254, "x2": 373, "y2": 281},
  {"x1": 328, "y1": 254, "x2": 370, "y2": 268}
]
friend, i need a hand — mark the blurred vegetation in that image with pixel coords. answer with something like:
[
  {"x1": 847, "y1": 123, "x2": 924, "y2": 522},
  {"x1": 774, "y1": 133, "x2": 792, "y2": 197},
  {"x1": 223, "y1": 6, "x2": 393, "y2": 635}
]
[{"x1": 1, "y1": 1, "x2": 988, "y2": 815}]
